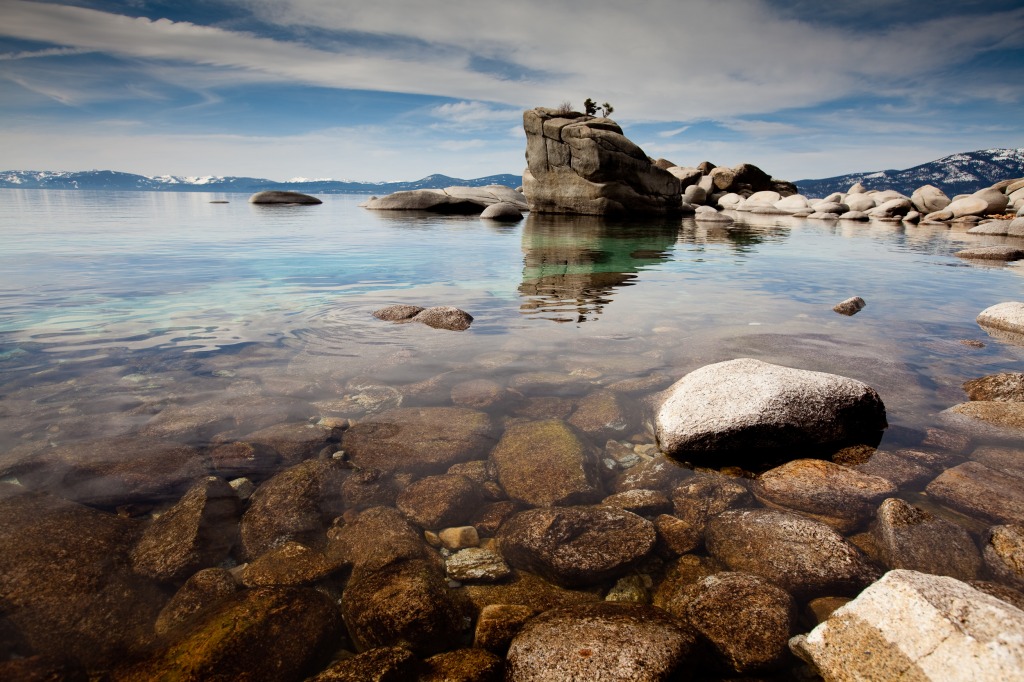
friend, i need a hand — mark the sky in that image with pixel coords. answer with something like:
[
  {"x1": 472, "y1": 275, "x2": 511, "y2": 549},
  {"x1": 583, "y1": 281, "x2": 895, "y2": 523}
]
[{"x1": 1, "y1": 0, "x2": 1023, "y2": 182}]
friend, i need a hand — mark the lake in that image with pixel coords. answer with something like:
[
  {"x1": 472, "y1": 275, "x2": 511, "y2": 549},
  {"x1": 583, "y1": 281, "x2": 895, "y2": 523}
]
[{"x1": 1, "y1": 188, "x2": 1023, "y2": 676}]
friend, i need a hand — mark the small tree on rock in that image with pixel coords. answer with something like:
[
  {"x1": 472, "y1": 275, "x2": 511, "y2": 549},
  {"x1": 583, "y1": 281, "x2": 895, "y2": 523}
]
[
  {"x1": 600, "y1": 102, "x2": 614, "y2": 117},
  {"x1": 583, "y1": 98, "x2": 598, "y2": 116}
]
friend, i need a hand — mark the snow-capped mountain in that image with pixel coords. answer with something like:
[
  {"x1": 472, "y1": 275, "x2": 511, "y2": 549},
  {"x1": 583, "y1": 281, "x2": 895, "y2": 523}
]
[
  {"x1": 0, "y1": 170, "x2": 523, "y2": 193},
  {"x1": 796, "y1": 148, "x2": 1024, "y2": 198}
]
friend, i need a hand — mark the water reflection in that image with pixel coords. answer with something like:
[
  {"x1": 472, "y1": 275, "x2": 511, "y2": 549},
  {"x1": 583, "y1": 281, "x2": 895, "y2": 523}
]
[{"x1": 518, "y1": 214, "x2": 678, "y2": 322}]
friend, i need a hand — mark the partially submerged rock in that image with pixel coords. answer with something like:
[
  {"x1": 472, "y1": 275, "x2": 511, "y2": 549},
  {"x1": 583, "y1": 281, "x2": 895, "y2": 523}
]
[
  {"x1": 373, "y1": 305, "x2": 474, "y2": 330},
  {"x1": 751, "y1": 459, "x2": 896, "y2": 533},
  {"x1": 832, "y1": 296, "x2": 866, "y2": 315},
  {"x1": 926, "y1": 461, "x2": 1024, "y2": 525},
  {"x1": 480, "y1": 201, "x2": 524, "y2": 221},
  {"x1": 977, "y1": 301, "x2": 1024, "y2": 340},
  {"x1": 791, "y1": 570, "x2": 1024, "y2": 682},
  {"x1": 364, "y1": 185, "x2": 526, "y2": 214},
  {"x1": 249, "y1": 190, "x2": 322, "y2": 205},
  {"x1": 955, "y1": 245, "x2": 1024, "y2": 261},
  {"x1": 118, "y1": 587, "x2": 342, "y2": 681},
  {"x1": 655, "y1": 358, "x2": 887, "y2": 461}
]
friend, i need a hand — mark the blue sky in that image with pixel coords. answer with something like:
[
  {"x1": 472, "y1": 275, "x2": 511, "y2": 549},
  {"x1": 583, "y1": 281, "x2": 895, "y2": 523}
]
[{"x1": 1, "y1": 0, "x2": 1023, "y2": 182}]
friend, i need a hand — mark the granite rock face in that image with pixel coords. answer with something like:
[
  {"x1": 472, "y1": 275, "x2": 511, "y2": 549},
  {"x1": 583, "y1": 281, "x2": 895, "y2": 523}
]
[
  {"x1": 791, "y1": 570, "x2": 1024, "y2": 682},
  {"x1": 522, "y1": 107, "x2": 681, "y2": 215},
  {"x1": 655, "y1": 358, "x2": 887, "y2": 459}
]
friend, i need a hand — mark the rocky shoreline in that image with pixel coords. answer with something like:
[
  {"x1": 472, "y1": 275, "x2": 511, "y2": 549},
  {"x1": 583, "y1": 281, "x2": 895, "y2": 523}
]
[{"x1": 4, "y1": 111, "x2": 1024, "y2": 681}]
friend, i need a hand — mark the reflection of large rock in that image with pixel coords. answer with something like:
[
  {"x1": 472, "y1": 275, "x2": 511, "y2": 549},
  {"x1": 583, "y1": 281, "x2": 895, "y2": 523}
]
[
  {"x1": 522, "y1": 107, "x2": 681, "y2": 215},
  {"x1": 518, "y1": 214, "x2": 676, "y2": 322}
]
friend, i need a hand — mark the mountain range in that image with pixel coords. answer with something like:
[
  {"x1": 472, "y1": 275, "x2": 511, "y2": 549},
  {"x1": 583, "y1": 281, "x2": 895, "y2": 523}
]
[
  {"x1": 0, "y1": 170, "x2": 523, "y2": 194},
  {"x1": 3, "y1": 147, "x2": 1023, "y2": 198},
  {"x1": 794, "y1": 148, "x2": 1024, "y2": 197}
]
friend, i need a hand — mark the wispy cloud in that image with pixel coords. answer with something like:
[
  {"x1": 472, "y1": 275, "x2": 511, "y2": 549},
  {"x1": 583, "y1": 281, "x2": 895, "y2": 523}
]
[
  {"x1": 658, "y1": 126, "x2": 690, "y2": 138},
  {"x1": 0, "y1": 46, "x2": 91, "y2": 60}
]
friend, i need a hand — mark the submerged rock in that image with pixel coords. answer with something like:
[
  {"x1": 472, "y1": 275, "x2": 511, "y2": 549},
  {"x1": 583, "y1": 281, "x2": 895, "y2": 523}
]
[
  {"x1": 706, "y1": 508, "x2": 880, "y2": 598},
  {"x1": 791, "y1": 569, "x2": 1024, "y2": 682},
  {"x1": 497, "y1": 505, "x2": 656, "y2": 587},
  {"x1": 117, "y1": 587, "x2": 342, "y2": 682},
  {"x1": 0, "y1": 486, "x2": 167, "y2": 668},
  {"x1": 655, "y1": 358, "x2": 887, "y2": 460},
  {"x1": 249, "y1": 190, "x2": 322, "y2": 205},
  {"x1": 239, "y1": 459, "x2": 348, "y2": 560},
  {"x1": 343, "y1": 407, "x2": 494, "y2": 476},
  {"x1": 130, "y1": 476, "x2": 241, "y2": 583},
  {"x1": 505, "y1": 603, "x2": 697, "y2": 682},
  {"x1": 341, "y1": 558, "x2": 468, "y2": 655},
  {"x1": 490, "y1": 419, "x2": 603, "y2": 507},
  {"x1": 955, "y1": 245, "x2": 1024, "y2": 261},
  {"x1": 872, "y1": 498, "x2": 982, "y2": 580},
  {"x1": 154, "y1": 568, "x2": 239, "y2": 637},
  {"x1": 985, "y1": 524, "x2": 1024, "y2": 589},
  {"x1": 308, "y1": 646, "x2": 418, "y2": 682},
  {"x1": 665, "y1": 571, "x2": 797, "y2": 675},
  {"x1": 372, "y1": 304, "x2": 425, "y2": 321},
  {"x1": 926, "y1": 461, "x2": 1024, "y2": 525}
]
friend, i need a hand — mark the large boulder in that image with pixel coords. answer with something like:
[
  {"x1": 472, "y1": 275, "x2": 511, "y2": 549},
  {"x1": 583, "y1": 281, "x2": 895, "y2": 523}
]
[
  {"x1": 791, "y1": 570, "x2": 1024, "y2": 682},
  {"x1": 505, "y1": 603, "x2": 698, "y2": 682},
  {"x1": 911, "y1": 185, "x2": 951, "y2": 213},
  {"x1": 364, "y1": 185, "x2": 527, "y2": 214},
  {"x1": 521, "y1": 107, "x2": 681, "y2": 215},
  {"x1": 655, "y1": 358, "x2": 887, "y2": 460}
]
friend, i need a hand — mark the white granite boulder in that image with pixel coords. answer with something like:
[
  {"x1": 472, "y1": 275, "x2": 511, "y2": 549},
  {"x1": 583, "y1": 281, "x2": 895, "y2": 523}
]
[
  {"x1": 655, "y1": 358, "x2": 887, "y2": 458},
  {"x1": 911, "y1": 184, "x2": 951, "y2": 213},
  {"x1": 791, "y1": 569, "x2": 1024, "y2": 682},
  {"x1": 977, "y1": 302, "x2": 1024, "y2": 336}
]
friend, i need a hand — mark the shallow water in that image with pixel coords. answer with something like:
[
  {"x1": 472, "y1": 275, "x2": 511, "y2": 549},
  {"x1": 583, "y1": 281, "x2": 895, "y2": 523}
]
[
  {"x1": 2, "y1": 189, "x2": 1024, "y2": 674},
  {"x1": 3, "y1": 190, "x2": 1022, "y2": 452}
]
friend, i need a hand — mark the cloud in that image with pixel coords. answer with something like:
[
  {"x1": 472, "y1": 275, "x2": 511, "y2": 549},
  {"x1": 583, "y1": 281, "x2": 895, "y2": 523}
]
[
  {"x1": 431, "y1": 101, "x2": 520, "y2": 125},
  {"x1": 4, "y1": 0, "x2": 1022, "y2": 125},
  {"x1": 0, "y1": 46, "x2": 92, "y2": 60},
  {"x1": 658, "y1": 126, "x2": 690, "y2": 138}
]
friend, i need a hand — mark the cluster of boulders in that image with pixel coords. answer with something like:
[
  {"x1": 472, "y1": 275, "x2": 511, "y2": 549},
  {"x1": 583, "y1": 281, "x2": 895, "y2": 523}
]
[{"x1": 4, "y1": 343, "x2": 1024, "y2": 680}]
